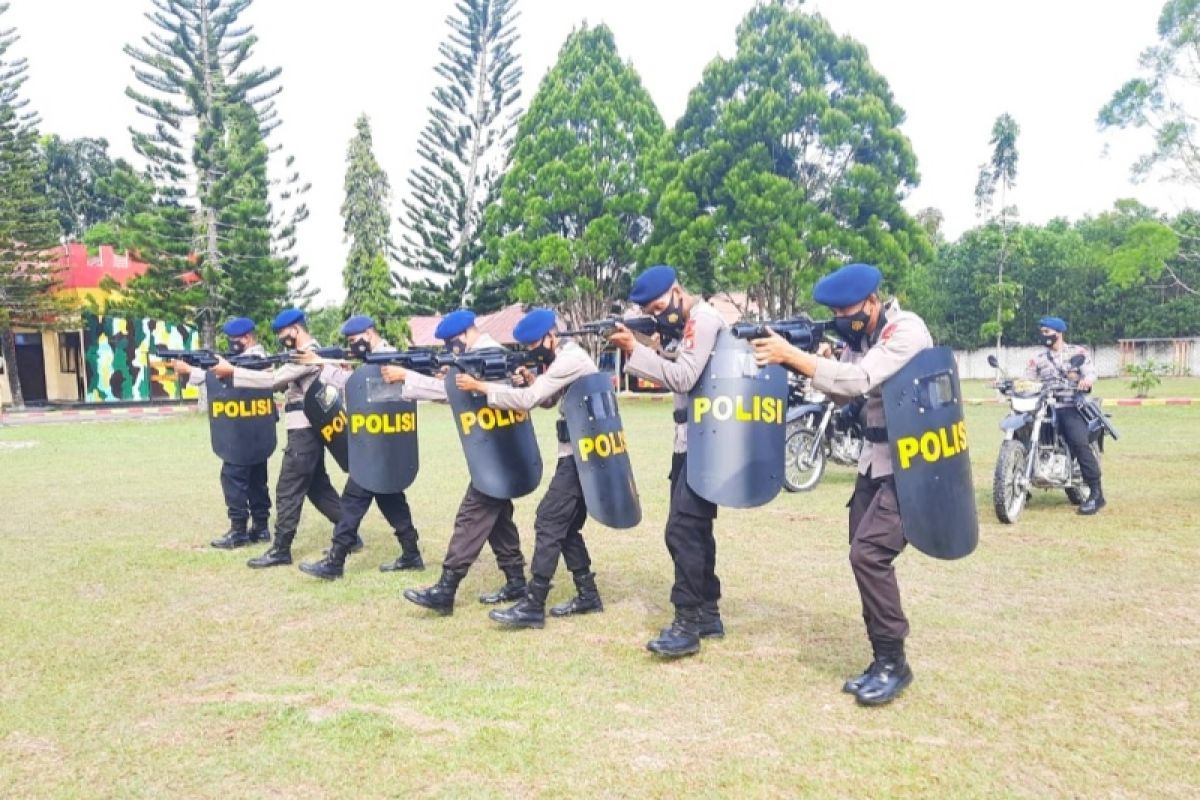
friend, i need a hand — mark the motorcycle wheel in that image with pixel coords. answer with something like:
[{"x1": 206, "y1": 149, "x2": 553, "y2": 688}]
[
  {"x1": 993, "y1": 439, "x2": 1029, "y2": 524},
  {"x1": 783, "y1": 427, "x2": 826, "y2": 492}
]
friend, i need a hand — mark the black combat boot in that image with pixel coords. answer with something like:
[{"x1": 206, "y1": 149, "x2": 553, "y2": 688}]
[
  {"x1": 211, "y1": 519, "x2": 250, "y2": 550},
  {"x1": 697, "y1": 600, "x2": 725, "y2": 639},
  {"x1": 380, "y1": 531, "x2": 424, "y2": 572},
  {"x1": 299, "y1": 544, "x2": 349, "y2": 580},
  {"x1": 646, "y1": 606, "x2": 702, "y2": 658},
  {"x1": 549, "y1": 570, "x2": 604, "y2": 617},
  {"x1": 842, "y1": 637, "x2": 882, "y2": 695},
  {"x1": 479, "y1": 566, "x2": 527, "y2": 605},
  {"x1": 489, "y1": 575, "x2": 552, "y2": 629},
  {"x1": 854, "y1": 638, "x2": 914, "y2": 707},
  {"x1": 1078, "y1": 481, "x2": 1106, "y2": 515},
  {"x1": 248, "y1": 518, "x2": 272, "y2": 544},
  {"x1": 247, "y1": 534, "x2": 293, "y2": 569},
  {"x1": 403, "y1": 568, "x2": 466, "y2": 615}
]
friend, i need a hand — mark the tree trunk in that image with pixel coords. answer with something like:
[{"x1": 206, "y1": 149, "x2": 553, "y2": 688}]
[
  {"x1": 455, "y1": 7, "x2": 492, "y2": 305},
  {"x1": 1, "y1": 329, "x2": 25, "y2": 410}
]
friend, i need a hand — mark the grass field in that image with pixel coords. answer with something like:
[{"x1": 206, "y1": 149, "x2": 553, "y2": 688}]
[{"x1": 1, "y1": 399, "x2": 1198, "y2": 799}]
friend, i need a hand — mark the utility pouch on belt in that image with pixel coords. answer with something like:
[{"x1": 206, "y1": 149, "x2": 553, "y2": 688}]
[
  {"x1": 673, "y1": 409, "x2": 687, "y2": 424},
  {"x1": 556, "y1": 418, "x2": 570, "y2": 443}
]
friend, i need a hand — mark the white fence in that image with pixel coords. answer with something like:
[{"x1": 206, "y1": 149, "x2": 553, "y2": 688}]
[{"x1": 952, "y1": 342, "x2": 1200, "y2": 380}]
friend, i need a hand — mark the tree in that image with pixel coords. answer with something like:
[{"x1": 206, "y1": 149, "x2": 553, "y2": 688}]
[
  {"x1": 0, "y1": 3, "x2": 71, "y2": 408},
  {"x1": 341, "y1": 114, "x2": 403, "y2": 343},
  {"x1": 396, "y1": 0, "x2": 523, "y2": 314},
  {"x1": 474, "y1": 24, "x2": 665, "y2": 327},
  {"x1": 974, "y1": 113, "x2": 1021, "y2": 351},
  {"x1": 122, "y1": 0, "x2": 308, "y2": 347},
  {"x1": 647, "y1": 0, "x2": 930, "y2": 319},
  {"x1": 38, "y1": 135, "x2": 127, "y2": 241}
]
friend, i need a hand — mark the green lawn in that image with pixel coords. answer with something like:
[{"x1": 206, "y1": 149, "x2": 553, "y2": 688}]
[
  {"x1": 1, "y1": 401, "x2": 1198, "y2": 798},
  {"x1": 960, "y1": 375, "x2": 1200, "y2": 401}
]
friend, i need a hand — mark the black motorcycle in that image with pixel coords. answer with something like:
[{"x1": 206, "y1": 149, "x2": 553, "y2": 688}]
[
  {"x1": 782, "y1": 375, "x2": 864, "y2": 493},
  {"x1": 988, "y1": 353, "x2": 1118, "y2": 523}
]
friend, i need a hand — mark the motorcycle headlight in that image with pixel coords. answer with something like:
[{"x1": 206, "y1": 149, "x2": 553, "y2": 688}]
[
  {"x1": 807, "y1": 390, "x2": 826, "y2": 403},
  {"x1": 1012, "y1": 396, "x2": 1040, "y2": 413}
]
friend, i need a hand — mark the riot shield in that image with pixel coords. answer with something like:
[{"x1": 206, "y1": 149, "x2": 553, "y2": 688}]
[
  {"x1": 304, "y1": 375, "x2": 350, "y2": 473},
  {"x1": 562, "y1": 372, "x2": 641, "y2": 528},
  {"x1": 444, "y1": 368, "x2": 542, "y2": 499},
  {"x1": 204, "y1": 372, "x2": 277, "y2": 465},
  {"x1": 686, "y1": 330, "x2": 789, "y2": 507},
  {"x1": 882, "y1": 346, "x2": 978, "y2": 560},
  {"x1": 346, "y1": 364, "x2": 419, "y2": 494}
]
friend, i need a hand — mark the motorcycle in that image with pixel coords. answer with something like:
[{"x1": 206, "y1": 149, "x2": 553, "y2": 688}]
[
  {"x1": 782, "y1": 374, "x2": 864, "y2": 492},
  {"x1": 988, "y1": 353, "x2": 1118, "y2": 523}
]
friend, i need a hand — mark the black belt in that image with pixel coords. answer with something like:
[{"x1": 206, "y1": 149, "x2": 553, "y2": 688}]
[
  {"x1": 284, "y1": 402, "x2": 303, "y2": 412},
  {"x1": 862, "y1": 427, "x2": 888, "y2": 443},
  {"x1": 673, "y1": 409, "x2": 687, "y2": 424}
]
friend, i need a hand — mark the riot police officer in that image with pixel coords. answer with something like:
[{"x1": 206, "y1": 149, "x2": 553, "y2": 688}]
[
  {"x1": 455, "y1": 308, "x2": 608, "y2": 629},
  {"x1": 298, "y1": 315, "x2": 425, "y2": 580},
  {"x1": 387, "y1": 310, "x2": 530, "y2": 614},
  {"x1": 1024, "y1": 316, "x2": 1105, "y2": 514},
  {"x1": 752, "y1": 263, "x2": 932, "y2": 706},
  {"x1": 172, "y1": 317, "x2": 272, "y2": 549},
  {"x1": 211, "y1": 308, "x2": 342, "y2": 568},
  {"x1": 609, "y1": 265, "x2": 727, "y2": 658}
]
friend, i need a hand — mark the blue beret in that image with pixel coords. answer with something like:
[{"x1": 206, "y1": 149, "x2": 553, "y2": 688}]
[
  {"x1": 1038, "y1": 316, "x2": 1067, "y2": 332},
  {"x1": 512, "y1": 308, "x2": 557, "y2": 345},
  {"x1": 812, "y1": 263, "x2": 882, "y2": 308},
  {"x1": 271, "y1": 308, "x2": 306, "y2": 332},
  {"x1": 434, "y1": 309, "x2": 476, "y2": 340},
  {"x1": 222, "y1": 317, "x2": 255, "y2": 337},
  {"x1": 630, "y1": 265, "x2": 677, "y2": 305},
  {"x1": 340, "y1": 314, "x2": 375, "y2": 337}
]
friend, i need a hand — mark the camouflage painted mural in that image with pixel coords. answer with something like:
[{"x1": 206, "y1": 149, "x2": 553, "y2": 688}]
[{"x1": 83, "y1": 314, "x2": 200, "y2": 402}]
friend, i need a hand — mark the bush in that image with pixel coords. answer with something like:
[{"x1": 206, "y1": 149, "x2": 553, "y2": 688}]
[{"x1": 1125, "y1": 360, "x2": 1166, "y2": 398}]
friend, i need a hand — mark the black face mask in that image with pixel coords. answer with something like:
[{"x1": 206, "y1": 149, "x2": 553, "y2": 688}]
[
  {"x1": 833, "y1": 309, "x2": 872, "y2": 350},
  {"x1": 278, "y1": 334, "x2": 297, "y2": 350},
  {"x1": 529, "y1": 339, "x2": 555, "y2": 367},
  {"x1": 349, "y1": 338, "x2": 371, "y2": 359},
  {"x1": 445, "y1": 336, "x2": 466, "y2": 354},
  {"x1": 655, "y1": 292, "x2": 685, "y2": 342},
  {"x1": 1041, "y1": 334, "x2": 1059, "y2": 348},
  {"x1": 228, "y1": 340, "x2": 246, "y2": 355}
]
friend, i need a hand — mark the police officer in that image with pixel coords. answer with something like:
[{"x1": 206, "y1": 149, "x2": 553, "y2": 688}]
[
  {"x1": 297, "y1": 316, "x2": 425, "y2": 580},
  {"x1": 1025, "y1": 316, "x2": 1105, "y2": 514},
  {"x1": 172, "y1": 317, "x2": 272, "y2": 549},
  {"x1": 608, "y1": 265, "x2": 726, "y2": 658},
  {"x1": 386, "y1": 310, "x2": 529, "y2": 614},
  {"x1": 211, "y1": 308, "x2": 342, "y2": 568},
  {"x1": 454, "y1": 308, "x2": 604, "y2": 629},
  {"x1": 752, "y1": 263, "x2": 932, "y2": 706}
]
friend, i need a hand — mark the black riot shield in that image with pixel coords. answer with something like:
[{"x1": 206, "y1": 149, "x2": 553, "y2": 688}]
[
  {"x1": 346, "y1": 364, "x2": 419, "y2": 494},
  {"x1": 686, "y1": 330, "x2": 789, "y2": 508},
  {"x1": 204, "y1": 373, "x2": 277, "y2": 465},
  {"x1": 444, "y1": 368, "x2": 542, "y2": 499},
  {"x1": 304, "y1": 373, "x2": 350, "y2": 473},
  {"x1": 882, "y1": 346, "x2": 978, "y2": 560},
  {"x1": 562, "y1": 372, "x2": 641, "y2": 529}
]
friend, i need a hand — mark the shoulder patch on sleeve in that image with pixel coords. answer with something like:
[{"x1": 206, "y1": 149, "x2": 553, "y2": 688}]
[
  {"x1": 880, "y1": 322, "x2": 898, "y2": 341},
  {"x1": 1027, "y1": 358, "x2": 1036, "y2": 368},
  {"x1": 682, "y1": 318, "x2": 697, "y2": 351}
]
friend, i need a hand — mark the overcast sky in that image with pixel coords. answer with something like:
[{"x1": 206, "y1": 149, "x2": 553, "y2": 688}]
[{"x1": 6, "y1": 0, "x2": 1188, "y2": 304}]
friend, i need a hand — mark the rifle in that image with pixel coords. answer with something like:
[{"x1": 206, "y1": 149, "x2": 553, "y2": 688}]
[
  {"x1": 153, "y1": 347, "x2": 291, "y2": 371},
  {"x1": 560, "y1": 316, "x2": 661, "y2": 338},
  {"x1": 437, "y1": 347, "x2": 546, "y2": 382},
  {"x1": 730, "y1": 317, "x2": 835, "y2": 354},
  {"x1": 363, "y1": 348, "x2": 440, "y2": 375}
]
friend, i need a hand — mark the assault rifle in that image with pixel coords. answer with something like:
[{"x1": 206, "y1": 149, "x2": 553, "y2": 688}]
[
  {"x1": 363, "y1": 348, "x2": 440, "y2": 375},
  {"x1": 560, "y1": 316, "x2": 661, "y2": 338},
  {"x1": 437, "y1": 347, "x2": 547, "y2": 382},
  {"x1": 153, "y1": 347, "x2": 291, "y2": 371},
  {"x1": 730, "y1": 317, "x2": 836, "y2": 354}
]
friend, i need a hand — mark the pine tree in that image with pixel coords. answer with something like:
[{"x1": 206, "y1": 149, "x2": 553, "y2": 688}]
[
  {"x1": 396, "y1": 0, "x2": 522, "y2": 314},
  {"x1": 122, "y1": 0, "x2": 307, "y2": 347},
  {"x1": 474, "y1": 24, "x2": 665, "y2": 326},
  {"x1": 0, "y1": 3, "x2": 70, "y2": 408},
  {"x1": 341, "y1": 114, "x2": 403, "y2": 343}
]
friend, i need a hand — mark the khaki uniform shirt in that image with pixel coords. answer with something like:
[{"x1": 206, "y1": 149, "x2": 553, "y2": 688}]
[
  {"x1": 483, "y1": 340, "x2": 598, "y2": 458},
  {"x1": 1023, "y1": 344, "x2": 1096, "y2": 406},
  {"x1": 188, "y1": 343, "x2": 267, "y2": 412},
  {"x1": 625, "y1": 300, "x2": 725, "y2": 453},
  {"x1": 232, "y1": 340, "x2": 337, "y2": 430},
  {"x1": 810, "y1": 299, "x2": 933, "y2": 477},
  {"x1": 401, "y1": 332, "x2": 506, "y2": 402}
]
